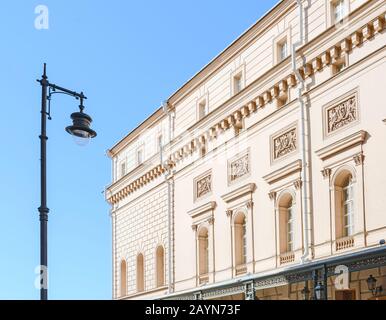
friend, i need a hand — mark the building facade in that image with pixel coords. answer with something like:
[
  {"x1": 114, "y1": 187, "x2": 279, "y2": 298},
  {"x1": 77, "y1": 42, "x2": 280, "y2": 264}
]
[{"x1": 106, "y1": 0, "x2": 386, "y2": 300}]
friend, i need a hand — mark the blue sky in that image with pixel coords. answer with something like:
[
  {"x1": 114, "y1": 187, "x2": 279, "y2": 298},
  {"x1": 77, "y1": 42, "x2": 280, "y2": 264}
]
[{"x1": 0, "y1": 0, "x2": 278, "y2": 300}]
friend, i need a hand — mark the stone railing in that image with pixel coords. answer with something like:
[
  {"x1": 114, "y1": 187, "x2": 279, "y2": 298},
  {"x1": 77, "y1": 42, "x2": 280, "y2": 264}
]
[
  {"x1": 280, "y1": 252, "x2": 295, "y2": 265},
  {"x1": 336, "y1": 236, "x2": 355, "y2": 251},
  {"x1": 235, "y1": 264, "x2": 247, "y2": 276}
]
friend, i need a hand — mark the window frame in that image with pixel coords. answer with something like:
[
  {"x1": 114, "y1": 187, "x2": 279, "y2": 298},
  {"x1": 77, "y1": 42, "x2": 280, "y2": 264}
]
[
  {"x1": 155, "y1": 246, "x2": 165, "y2": 288},
  {"x1": 136, "y1": 145, "x2": 144, "y2": 166},
  {"x1": 136, "y1": 253, "x2": 145, "y2": 293},
  {"x1": 342, "y1": 176, "x2": 355, "y2": 237},
  {"x1": 286, "y1": 202, "x2": 294, "y2": 252},
  {"x1": 273, "y1": 28, "x2": 292, "y2": 65},
  {"x1": 196, "y1": 94, "x2": 209, "y2": 121},
  {"x1": 156, "y1": 133, "x2": 163, "y2": 153},
  {"x1": 230, "y1": 64, "x2": 246, "y2": 96},
  {"x1": 327, "y1": 0, "x2": 350, "y2": 27},
  {"x1": 120, "y1": 160, "x2": 127, "y2": 178}
]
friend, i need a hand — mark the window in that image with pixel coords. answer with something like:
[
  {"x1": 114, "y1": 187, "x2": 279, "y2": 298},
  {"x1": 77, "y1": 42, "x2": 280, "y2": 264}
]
[
  {"x1": 136, "y1": 253, "x2": 145, "y2": 292},
  {"x1": 333, "y1": 0, "x2": 346, "y2": 23},
  {"x1": 234, "y1": 213, "x2": 247, "y2": 267},
  {"x1": 242, "y1": 219, "x2": 247, "y2": 264},
  {"x1": 278, "y1": 39, "x2": 288, "y2": 62},
  {"x1": 198, "y1": 99, "x2": 208, "y2": 120},
  {"x1": 120, "y1": 162, "x2": 126, "y2": 177},
  {"x1": 233, "y1": 73, "x2": 243, "y2": 95},
  {"x1": 274, "y1": 30, "x2": 291, "y2": 65},
  {"x1": 198, "y1": 227, "x2": 209, "y2": 278},
  {"x1": 120, "y1": 260, "x2": 127, "y2": 297},
  {"x1": 287, "y1": 201, "x2": 294, "y2": 252},
  {"x1": 333, "y1": 168, "x2": 356, "y2": 243},
  {"x1": 231, "y1": 65, "x2": 245, "y2": 96},
  {"x1": 137, "y1": 147, "x2": 143, "y2": 165},
  {"x1": 155, "y1": 246, "x2": 165, "y2": 288},
  {"x1": 278, "y1": 193, "x2": 295, "y2": 254},
  {"x1": 343, "y1": 176, "x2": 354, "y2": 237},
  {"x1": 157, "y1": 134, "x2": 163, "y2": 153}
]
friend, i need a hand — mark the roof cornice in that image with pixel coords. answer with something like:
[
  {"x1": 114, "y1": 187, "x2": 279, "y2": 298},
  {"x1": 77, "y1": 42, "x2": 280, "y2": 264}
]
[
  {"x1": 167, "y1": 0, "x2": 292, "y2": 106},
  {"x1": 108, "y1": 107, "x2": 166, "y2": 157}
]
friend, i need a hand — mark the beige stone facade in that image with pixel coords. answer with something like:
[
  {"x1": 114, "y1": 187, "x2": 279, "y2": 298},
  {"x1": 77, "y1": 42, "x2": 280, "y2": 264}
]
[{"x1": 106, "y1": 0, "x2": 386, "y2": 300}]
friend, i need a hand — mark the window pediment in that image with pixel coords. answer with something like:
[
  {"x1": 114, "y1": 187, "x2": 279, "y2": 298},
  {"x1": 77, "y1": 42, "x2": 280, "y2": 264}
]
[
  {"x1": 316, "y1": 130, "x2": 367, "y2": 161},
  {"x1": 188, "y1": 201, "x2": 216, "y2": 227},
  {"x1": 263, "y1": 160, "x2": 302, "y2": 185},
  {"x1": 221, "y1": 183, "x2": 256, "y2": 203}
]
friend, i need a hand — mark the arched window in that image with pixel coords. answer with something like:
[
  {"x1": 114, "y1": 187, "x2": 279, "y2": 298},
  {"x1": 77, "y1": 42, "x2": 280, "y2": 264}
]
[
  {"x1": 120, "y1": 260, "x2": 127, "y2": 297},
  {"x1": 136, "y1": 253, "x2": 145, "y2": 292},
  {"x1": 234, "y1": 213, "x2": 247, "y2": 267},
  {"x1": 287, "y1": 200, "x2": 294, "y2": 252},
  {"x1": 155, "y1": 246, "x2": 165, "y2": 288},
  {"x1": 278, "y1": 193, "x2": 295, "y2": 254},
  {"x1": 198, "y1": 227, "x2": 209, "y2": 277},
  {"x1": 334, "y1": 169, "x2": 355, "y2": 239}
]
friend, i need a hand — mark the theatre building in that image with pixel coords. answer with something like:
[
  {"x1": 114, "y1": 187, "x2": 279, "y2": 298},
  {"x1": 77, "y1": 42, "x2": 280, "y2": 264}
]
[{"x1": 106, "y1": 0, "x2": 386, "y2": 300}]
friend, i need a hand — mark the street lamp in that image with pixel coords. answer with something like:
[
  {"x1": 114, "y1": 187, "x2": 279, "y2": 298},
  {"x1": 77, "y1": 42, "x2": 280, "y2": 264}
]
[
  {"x1": 366, "y1": 275, "x2": 383, "y2": 297},
  {"x1": 37, "y1": 63, "x2": 97, "y2": 300}
]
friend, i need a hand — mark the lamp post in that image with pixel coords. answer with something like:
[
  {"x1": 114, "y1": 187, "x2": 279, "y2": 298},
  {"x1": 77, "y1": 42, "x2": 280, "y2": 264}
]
[
  {"x1": 37, "y1": 63, "x2": 97, "y2": 300},
  {"x1": 367, "y1": 275, "x2": 383, "y2": 297}
]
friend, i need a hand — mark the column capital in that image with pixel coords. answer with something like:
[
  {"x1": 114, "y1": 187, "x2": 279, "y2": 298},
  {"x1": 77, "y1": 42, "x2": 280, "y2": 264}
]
[
  {"x1": 353, "y1": 153, "x2": 365, "y2": 166},
  {"x1": 294, "y1": 179, "x2": 303, "y2": 190},
  {"x1": 321, "y1": 168, "x2": 331, "y2": 179},
  {"x1": 246, "y1": 200, "x2": 253, "y2": 210},
  {"x1": 268, "y1": 191, "x2": 277, "y2": 201}
]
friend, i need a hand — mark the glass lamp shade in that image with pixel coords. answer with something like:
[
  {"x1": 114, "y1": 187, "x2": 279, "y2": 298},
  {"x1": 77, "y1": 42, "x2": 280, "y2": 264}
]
[
  {"x1": 66, "y1": 111, "x2": 97, "y2": 139},
  {"x1": 367, "y1": 275, "x2": 377, "y2": 292}
]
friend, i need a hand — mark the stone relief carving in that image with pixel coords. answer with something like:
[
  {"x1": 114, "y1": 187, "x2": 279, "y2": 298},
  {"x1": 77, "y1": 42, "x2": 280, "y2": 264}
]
[
  {"x1": 327, "y1": 95, "x2": 357, "y2": 134},
  {"x1": 273, "y1": 128, "x2": 297, "y2": 160},
  {"x1": 196, "y1": 174, "x2": 212, "y2": 199},
  {"x1": 229, "y1": 153, "x2": 250, "y2": 182}
]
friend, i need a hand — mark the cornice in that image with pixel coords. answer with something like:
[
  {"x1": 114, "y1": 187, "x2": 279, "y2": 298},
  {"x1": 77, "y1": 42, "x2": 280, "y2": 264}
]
[
  {"x1": 168, "y1": 0, "x2": 294, "y2": 106},
  {"x1": 109, "y1": 0, "x2": 384, "y2": 161},
  {"x1": 106, "y1": 153, "x2": 160, "y2": 192},
  {"x1": 106, "y1": 163, "x2": 168, "y2": 204},
  {"x1": 108, "y1": 107, "x2": 166, "y2": 158},
  {"x1": 166, "y1": 10, "x2": 385, "y2": 171},
  {"x1": 188, "y1": 201, "x2": 217, "y2": 219},
  {"x1": 106, "y1": 6, "x2": 385, "y2": 206},
  {"x1": 315, "y1": 130, "x2": 368, "y2": 161},
  {"x1": 221, "y1": 183, "x2": 256, "y2": 203},
  {"x1": 263, "y1": 160, "x2": 302, "y2": 185}
]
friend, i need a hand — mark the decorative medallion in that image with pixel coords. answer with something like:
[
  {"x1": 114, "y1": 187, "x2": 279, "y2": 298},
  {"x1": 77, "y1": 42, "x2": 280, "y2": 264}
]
[
  {"x1": 273, "y1": 127, "x2": 297, "y2": 161},
  {"x1": 326, "y1": 94, "x2": 357, "y2": 134},
  {"x1": 195, "y1": 173, "x2": 212, "y2": 200},
  {"x1": 229, "y1": 151, "x2": 250, "y2": 183}
]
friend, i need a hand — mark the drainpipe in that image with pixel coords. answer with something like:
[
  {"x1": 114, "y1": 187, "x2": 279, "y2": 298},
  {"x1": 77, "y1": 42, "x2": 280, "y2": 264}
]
[
  {"x1": 292, "y1": 0, "x2": 310, "y2": 263},
  {"x1": 162, "y1": 101, "x2": 174, "y2": 294}
]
